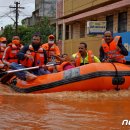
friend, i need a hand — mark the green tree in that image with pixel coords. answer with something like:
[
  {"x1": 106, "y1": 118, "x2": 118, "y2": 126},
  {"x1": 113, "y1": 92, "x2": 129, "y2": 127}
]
[
  {"x1": 0, "y1": 25, "x2": 15, "y2": 43},
  {"x1": 1, "y1": 17, "x2": 55, "y2": 44},
  {"x1": 32, "y1": 17, "x2": 56, "y2": 43}
]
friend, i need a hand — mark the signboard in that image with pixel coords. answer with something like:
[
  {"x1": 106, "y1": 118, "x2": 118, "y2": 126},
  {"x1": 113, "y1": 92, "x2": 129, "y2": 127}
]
[{"x1": 87, "y1": 21, "x2": 106, "y2": 34}]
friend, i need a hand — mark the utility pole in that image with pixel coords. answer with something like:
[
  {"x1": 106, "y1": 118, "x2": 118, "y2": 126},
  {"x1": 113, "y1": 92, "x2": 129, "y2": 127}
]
[{"x1": 9, "y1": 2, "x2": 24, "y2": 35}]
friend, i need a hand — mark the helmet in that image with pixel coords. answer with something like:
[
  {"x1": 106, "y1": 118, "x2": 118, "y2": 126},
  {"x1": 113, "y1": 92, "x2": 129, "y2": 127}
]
[
  {"x1": 0, "y1": 37, "x2": 7, "y2": 42},
  {"x1": 48, "y1": 34, "x2": 55, "y2": 40}
]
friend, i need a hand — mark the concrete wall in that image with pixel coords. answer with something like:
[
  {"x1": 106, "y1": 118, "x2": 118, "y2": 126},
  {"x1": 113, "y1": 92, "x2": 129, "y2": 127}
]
[{"x1": 64, "y1": 0, "x2": 118, "y2": 16}]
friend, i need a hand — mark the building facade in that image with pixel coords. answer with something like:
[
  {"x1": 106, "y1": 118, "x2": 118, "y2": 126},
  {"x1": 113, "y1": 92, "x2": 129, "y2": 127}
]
[
  {"x1": 56, "y1": 0, "x2": 130, "y2": 60},
  {"x1": 34, "y1": 0, "x2": 56, "y2": 24},
  {"x1": 22, "y1": 0, "x2": 56, "y2": 26},
  {"x1": 22, "y1": 17, "x2": 33, "y2": 27}
]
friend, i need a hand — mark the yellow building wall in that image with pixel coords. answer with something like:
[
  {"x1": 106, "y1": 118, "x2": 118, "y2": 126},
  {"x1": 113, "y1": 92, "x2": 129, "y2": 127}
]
[
  {"x1": 63, "y1": 5, "x2": 130, "y2": 58},
  {"x1": 64, "y1": 36, "x2": 102, "y2": 58},
  {"x1": 64, "y1": 15, "x2": 106, "y2": 57},
  {"x1": 64, "y1": 0, "x2": 114, "y2": 16},
  {"x1": 73, "y1": 23, "x2": 80, "y2": 39}
]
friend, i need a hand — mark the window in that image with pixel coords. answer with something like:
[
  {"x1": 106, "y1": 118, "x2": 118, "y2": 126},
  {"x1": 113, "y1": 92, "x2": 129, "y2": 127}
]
[
  {"x1": 118, "y1": 12, "x2": 127, "y2": 33},
  {"x1": 65, "y1": 25, "x2": 69, "y2": 40},
  {"x1": 106, "y1": 15, "x2": 113, "y2": 32},
  {"x1": 80, "y1": 22, "x2": 85, "y2": 38},
  {"x1": 71, "y1": 24, "x2": 73, "y2": 39},
  {"x1": 58, "y1": 24, "x2": 63, "y2": 40}
]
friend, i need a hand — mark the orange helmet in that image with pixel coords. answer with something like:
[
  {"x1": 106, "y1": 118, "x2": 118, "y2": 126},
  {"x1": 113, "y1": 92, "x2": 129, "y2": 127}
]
[
  {"x1": 0, "y1": 37, "x2": 7, "y2": 42},
  {"x1": 48, "y1": 34, "x2": 55, "y2": 40}
]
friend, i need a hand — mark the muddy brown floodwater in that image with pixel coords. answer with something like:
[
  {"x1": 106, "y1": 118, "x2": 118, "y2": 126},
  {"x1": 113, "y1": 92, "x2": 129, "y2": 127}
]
[{"x1": 0, "y1": 84, "x2": 130, "y2": 130}]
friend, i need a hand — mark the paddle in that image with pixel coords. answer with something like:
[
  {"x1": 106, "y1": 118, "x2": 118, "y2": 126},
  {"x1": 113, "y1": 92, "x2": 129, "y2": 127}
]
[{"x1": 0, "y1": 63, "x2": 55, "y2": 78}]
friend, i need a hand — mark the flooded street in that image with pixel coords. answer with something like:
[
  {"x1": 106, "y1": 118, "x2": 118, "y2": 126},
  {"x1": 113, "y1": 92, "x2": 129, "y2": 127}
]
[
  {"x1": 0, "y1": 85, "x2": 130, "y2": 130},
  {"x1": 1, "y1": 0, "x2": 130, "y2": 129}
]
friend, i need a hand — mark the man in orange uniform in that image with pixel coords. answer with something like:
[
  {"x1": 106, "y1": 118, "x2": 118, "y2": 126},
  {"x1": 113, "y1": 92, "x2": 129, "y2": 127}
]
[
  {"x1": 11, "y1": 33, "x2": 50, "y2": 81},
  {"x1": 42, "y1": 34, "x2": 61, "y2": 72},
  {"x1": 0, "y1": 37, "x2": 7, "y2": 70},
  {"x1": 2, "y1": 36, "x2": 23, "y2": 67},
  {"x1": 42, "y1": 34, "x2": 60, "y2": 61},
  {"x1": 99, "y1": 31, "x2": 128, "y2": 63}
]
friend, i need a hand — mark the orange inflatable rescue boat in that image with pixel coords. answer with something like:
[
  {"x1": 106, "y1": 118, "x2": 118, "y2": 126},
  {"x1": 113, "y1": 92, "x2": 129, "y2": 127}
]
[{"x1": 2, "y1": 62, "x2": 130, "y2": 93}]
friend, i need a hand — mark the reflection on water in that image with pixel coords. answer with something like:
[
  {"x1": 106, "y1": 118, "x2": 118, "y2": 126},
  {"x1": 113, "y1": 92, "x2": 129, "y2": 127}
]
[{"x1": 0, "y1": 85, "x2": 130, "y2": 129}]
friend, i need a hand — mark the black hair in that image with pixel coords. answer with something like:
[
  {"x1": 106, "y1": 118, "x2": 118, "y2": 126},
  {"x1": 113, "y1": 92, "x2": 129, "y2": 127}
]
[
  {"x1": 32, "y1": 32, "x2": 42, "y2": 39},
  {"x1": 103, "y1": 30, "x2": 113, "y2": 36},
  {"x1": 80, "y1": 42, "x2": 87, "y2": 48}
]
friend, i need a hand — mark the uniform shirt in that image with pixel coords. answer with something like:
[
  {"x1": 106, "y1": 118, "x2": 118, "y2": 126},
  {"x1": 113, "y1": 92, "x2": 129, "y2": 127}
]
[{"x1": 17, "y1": 45, "x2": 48, "y2": 64}]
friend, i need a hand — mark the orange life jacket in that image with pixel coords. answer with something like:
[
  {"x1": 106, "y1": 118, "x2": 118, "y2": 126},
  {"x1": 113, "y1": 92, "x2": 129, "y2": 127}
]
[
  {"x1": 21, "y1": 45, "x2": 45, "y2": 67},
  {"x1": 42, "y1": 43, "x2": 60, "y2": 62},
  {"x1": 0, "y1": 43, "x2": 6, "y2": 59},
  {"x1": 73, "y1": 50, "x2": 95, "y2": 67},
  {"x1": 102, "y1": 36, "x2": 126, "y2": 63},
  {"x1": 87, "y1": 50, "x2": 95, "y2": 63},
  {"x1": 7, "y1": 43, "x2": 23, "y2": 63},
  {"x1": 56, "y1": 62, "x2": 73, "y2": 72},
  {"x1": 47, "y1": 66, "x2": 55, "y2": 73}
]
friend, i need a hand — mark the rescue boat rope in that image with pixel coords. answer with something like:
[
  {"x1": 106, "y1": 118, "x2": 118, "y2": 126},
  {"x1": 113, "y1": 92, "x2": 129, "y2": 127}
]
[{"x1": 110, "y1": 62, "x2": 120, "y2": 91}]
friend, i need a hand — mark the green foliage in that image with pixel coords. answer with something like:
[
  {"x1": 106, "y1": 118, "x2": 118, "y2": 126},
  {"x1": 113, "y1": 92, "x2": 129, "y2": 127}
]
[
  {"x1": 1, "y1": 17, "x2": 55, "y2": 45},
  {"x1": 0, "y1": 25, "x2": 15, "y2": 43},
  {"x1": 32, "y1": 17, "x2": 56, "y2": 43}
]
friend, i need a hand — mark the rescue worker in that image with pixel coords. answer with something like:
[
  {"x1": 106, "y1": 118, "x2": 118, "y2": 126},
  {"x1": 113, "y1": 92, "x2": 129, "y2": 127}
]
[
  {"x1": 2, "y1": 36, "x2": 23, "y2": 67},
  {"x1": 99, "y1": 31, "x2": 128, "y2": 63},
  {"x1": 0, "y1": 37, "x2": 7, "y2": 70},
  {"x1": 72, "y1": 42, "x2": 100, "y2": 66},
  {"x1": 42, "y1": 34, "x2": 61, "y2": 72},
  {"x1": 12, "y1": 33, "x2": 50, "y2": 81},
  {"x1": 42, "y1": 34, "x2": 60, "y2": 61}
]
